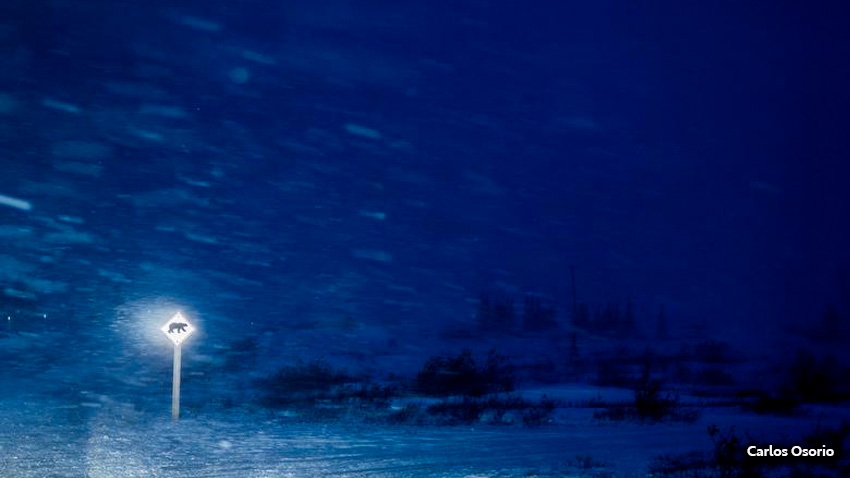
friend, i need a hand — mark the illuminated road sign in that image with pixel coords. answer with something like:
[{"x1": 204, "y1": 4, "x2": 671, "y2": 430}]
[
  {"x1": 160, "y1": 312, "x2": 195, "y2": 346},
  {"x1": 161, "y1": 311, "x2": 195, "y2": 421}
]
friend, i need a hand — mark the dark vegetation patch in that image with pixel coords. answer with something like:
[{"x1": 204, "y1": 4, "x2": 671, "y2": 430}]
[
  {"x1": 389, "y1": 394, "x2": 561, "y2": 426},
  {"x1": 399, "y1": 349, "x2": 560, "y2": 426},
  {"x1": 415, "y1": 348, "x2": 515, "y2": 397},
  {"x1": 785, "y1": 350, "x2": 850, "y2": 404},
  {"x1": 726, "y1": 349, "x2": 850, "y2": 416},
  {"x1": 257, "y1": 358, "x2": 399, "y2": 415},
  {"x1": 744, "y1": 392, "x2": 801, "y2": 416},
  {"x1": 594, "y1": 376, "x2": 699, "y2": 423},
  {"x1": 256, "y1": 351, "x2": 559, "y2": 426}
]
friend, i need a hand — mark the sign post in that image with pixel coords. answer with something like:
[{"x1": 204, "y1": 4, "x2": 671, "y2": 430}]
[
  {"x1": 160, "y1": 312, "x2": 195, "y2": 421},
  {"x1": 172, "y1": 343, "x2": 182, "y2": 420}
]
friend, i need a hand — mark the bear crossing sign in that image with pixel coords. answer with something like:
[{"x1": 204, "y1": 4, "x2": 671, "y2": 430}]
[
  {"x1": 160, "y1": 311, "x2": 195, "y2": 346},
  {"x1": 161, "y1": 311, "x2": 195, "y2": 420}
]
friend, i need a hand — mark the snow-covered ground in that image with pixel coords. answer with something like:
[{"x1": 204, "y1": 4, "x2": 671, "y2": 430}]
[
  {"x1": 2, "y1": 379, "x2": 846, "y2": 478},
  {"x1": 0, "y1": 397, "x2": 674, "y2": 477}
]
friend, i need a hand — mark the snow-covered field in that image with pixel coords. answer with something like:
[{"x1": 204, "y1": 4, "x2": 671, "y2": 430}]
[
  {"x1": 0, "y1": 397, "x2": 675, "y2": 477},
  {"x1": 2, "y1": 380, "x2": 845, "y2": 478}
]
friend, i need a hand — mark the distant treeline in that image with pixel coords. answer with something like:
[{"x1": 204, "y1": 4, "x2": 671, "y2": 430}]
[{"x1": 476, "y1": 289, "x2": 665, "y2": 339}]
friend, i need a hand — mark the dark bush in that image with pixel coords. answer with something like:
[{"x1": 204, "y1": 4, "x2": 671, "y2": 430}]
[
  {"x1": 424, "y1": 395, "x2": 561, "y2": 426},
  {"x1": 338, "y1": 383, "x2": 398, "y2": 409},
  {"x1": 426, "y1": 397, "x2": 487, "y2": 424},
  {"x1": 416, "y1": 349, "x2": 514, "y2": 397},
  {"x1": 746, "y1": 392, "x2": 800, "y2": 415},
  {"x1": 258, "y1": 359, "x2": 402, "y2": 417},
  {"x1": 522, "y1": 395, "x2": 559, "y2": 426},
  {"x1": 634, "y1": 378, "x2": 676, "y2": 421},
  {"x1": 788, "y1": 350, "x2": 847, "y2": 403},
  {"x1": 416, "y1": 349, "x2": 477, "y2": 396},
  {"x1": 595, "y1": 378, "x2": 698, "y2": 423}
]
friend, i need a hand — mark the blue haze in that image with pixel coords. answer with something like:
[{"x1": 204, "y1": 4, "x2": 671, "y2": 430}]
[{"x1": 0, "y1": 0, "x2": 848, "y2": 475}]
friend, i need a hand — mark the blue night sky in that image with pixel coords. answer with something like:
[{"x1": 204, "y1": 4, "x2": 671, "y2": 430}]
[{"x1": 1, "y1": 0, "x2": 848, "y2": 366}]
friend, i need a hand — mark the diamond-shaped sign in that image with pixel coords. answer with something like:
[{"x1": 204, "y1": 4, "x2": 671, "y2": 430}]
[{"x1": 160, "y1": 312, "x2": 195, "y2": 346}]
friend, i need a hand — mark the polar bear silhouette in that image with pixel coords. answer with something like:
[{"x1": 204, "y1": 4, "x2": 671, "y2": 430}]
[{"x1": 169, "y1": 322, "x2": 188, "y2": 333}]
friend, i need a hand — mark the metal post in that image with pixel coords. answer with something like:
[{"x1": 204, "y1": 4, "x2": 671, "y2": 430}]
[{"x1": 172, "y1": 343, "x2": 182, "y2": 421}]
